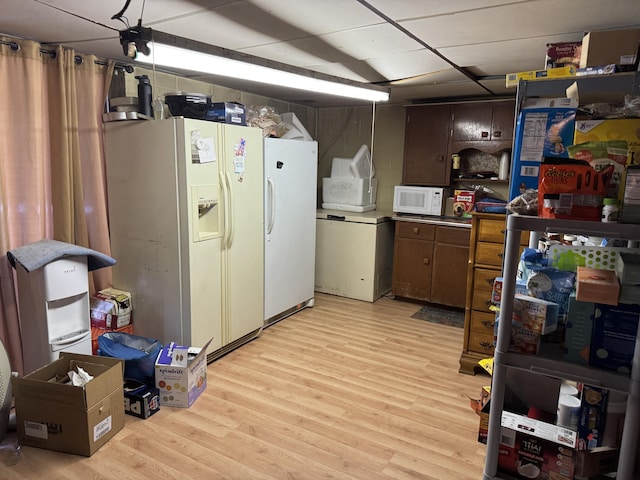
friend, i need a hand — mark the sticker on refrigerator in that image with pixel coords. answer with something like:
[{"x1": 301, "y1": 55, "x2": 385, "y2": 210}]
[{"x1": 234, "y1": 138, "x2": 246, "y2": 174}]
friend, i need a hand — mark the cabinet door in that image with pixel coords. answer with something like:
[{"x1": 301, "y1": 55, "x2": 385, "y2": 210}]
[
  {"x1": 491, "y1": 101, "x2": 515, "y2": 142},
  {"x1": 451, "y1": 103, "x2": 492, "y2": 142},
  {"x1": 430, "y1": 227, "x2": 470, "y2": 308},
  {"x1": 392, "y1": 236, "x2": 434, "y2": 301},
  {"x1": 402, "y1": 105, "x2": 452, "y2": 186}
]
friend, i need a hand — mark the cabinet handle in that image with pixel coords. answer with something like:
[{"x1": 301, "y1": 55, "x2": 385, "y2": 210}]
[
  {"x1": 423, "y1": 257, "x2": 430, "y2": 265},
  {"x1": 479, "y1": 342, "x2": 494, "y2": 350},
  {"x1": 413, "y1": 227, "x2": 420, "y2": 234},
  {"x1": 484, "y1": 299, "x2": 493, "y2": 306},
  {"x1": 481, "y1": 319, "x2": 495, "y2": 328},
  {"x1": 501, "y1": 229, "x2": 506, "y2": 235},
  {"x1": 481, "y1": 131, "x2": 489, "y2": 138},
  {"x1": 497, "y1": 252, "x2": 504, "y2": 258},
  {"x1": 494, "y1": 131, "x2": 502, "y2": 138},
  {"x1": 485, "y1": 277, "x2": 496, "y2": 285},
  {"x1": 437, "y1": 155, "x2": 444, "y2": 162}
]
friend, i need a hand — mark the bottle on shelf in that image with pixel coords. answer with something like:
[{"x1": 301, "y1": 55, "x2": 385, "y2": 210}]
[{"x1": 451, "y1": 153, "x2": 461, "y2": 181}]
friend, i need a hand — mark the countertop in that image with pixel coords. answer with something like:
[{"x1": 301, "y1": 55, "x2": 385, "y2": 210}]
[
  {"x1": 316, "y1": 209, "x2": 394, "y2": 224},
  {"x1": 392, "y1": 214, "x2": 472, "y2": 228}
]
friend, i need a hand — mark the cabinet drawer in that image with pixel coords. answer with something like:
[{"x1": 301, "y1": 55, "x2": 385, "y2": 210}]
[
  {"x1": 396, "y1": 222, "x2": 436, "y2": 241},
  {"x1": 436, "y1": 226, "x2": 471, "y2": 246},
  {"x1": 472, "y1": 268, "x2": 499, "y2": 312},
  {"x1": 471, "y1": 310, "x2": 496, "y2": 333},
  {"x1": 477, "y1": 218, "x2": 529, "y2": 244},
  {"x1": 477, "y1": 218, "x2": 506, "y2": 243},
  {"x1": 468, "y1": 330, "x2": 495, "y2": 355},
  {"x1": 475, "y1": 241, "x2": 504, "y2": 267}
]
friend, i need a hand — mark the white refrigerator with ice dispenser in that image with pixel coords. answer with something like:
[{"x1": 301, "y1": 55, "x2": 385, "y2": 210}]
[
  {"x1": 263, "y1": 137, "x2": 318, "y2": 326},
  {"x1": 104, "y1": 117, "x2": 264, "y2": 361}
]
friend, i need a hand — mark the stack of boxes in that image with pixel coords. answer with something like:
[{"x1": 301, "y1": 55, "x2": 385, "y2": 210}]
[
  {"x1": 90, "y1": 287, "x2": 133, "y2": 354},
  {"x1": 507, "y1": 27, "x2": 640, "y2": 226},
  {"x1": 475, "y1": 249, "x2": 640, "y2": 478}
]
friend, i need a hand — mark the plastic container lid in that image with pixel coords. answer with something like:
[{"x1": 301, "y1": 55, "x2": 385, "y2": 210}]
[{"x1": 603, "y1": 198, "x2": 619, "y2": 205}]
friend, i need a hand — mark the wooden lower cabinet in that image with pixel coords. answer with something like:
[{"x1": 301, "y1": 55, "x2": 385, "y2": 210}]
[
  {"x1": 392, "y1": 220, "x2": 470, "y2": 308},
  {"x1": 459, "y1": 213, "x2": 529, "y2": 374}
]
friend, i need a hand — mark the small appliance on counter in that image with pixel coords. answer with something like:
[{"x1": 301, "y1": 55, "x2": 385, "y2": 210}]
[{"x1": 392, "y1": 186, "x2": 449, "y2": 216}]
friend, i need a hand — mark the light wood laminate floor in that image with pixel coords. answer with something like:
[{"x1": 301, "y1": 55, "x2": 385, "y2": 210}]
[{"x1": 2, "y1": 293, "x2": 489, "y2": 479}]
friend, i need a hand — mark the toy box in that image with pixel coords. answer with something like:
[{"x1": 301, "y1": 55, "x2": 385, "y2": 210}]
[
  {"x1": 589, "y1": 303, "x2": 640, "y2": 373},
  {"x1": 155, "y1": 338, "x2": 212, "y2": 408},
  {"x1": 508, "y1": 97, "x2": 578, "y2": 200}
]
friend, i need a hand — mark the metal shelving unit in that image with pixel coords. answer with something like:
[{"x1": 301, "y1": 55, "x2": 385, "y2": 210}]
[{"x1": 482, "y1": 215, "x2": 640, "y2": 480}]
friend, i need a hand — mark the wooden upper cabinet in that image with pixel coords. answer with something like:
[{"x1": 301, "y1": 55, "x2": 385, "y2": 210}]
[
  {"x1": 451, "y1": 100, "x2": 515, "y2": 153},
  {"x1": 402, "y1": 105, "x2": 452, "y2": 186}
]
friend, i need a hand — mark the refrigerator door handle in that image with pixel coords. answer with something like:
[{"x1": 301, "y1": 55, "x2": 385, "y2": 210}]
[
  {"x1": 267, "y1": 176, "x2": 276, "y2": 235},
  {"x1": 224, "y1": 170, "x2": 234, "y2": 249}
]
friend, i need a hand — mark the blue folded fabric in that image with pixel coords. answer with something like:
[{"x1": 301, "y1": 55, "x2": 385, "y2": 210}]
[{"x1": 7, "y1": 239, "x2": 116, "y2": 272}]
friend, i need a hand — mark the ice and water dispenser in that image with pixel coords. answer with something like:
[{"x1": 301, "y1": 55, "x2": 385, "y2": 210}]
[{"x1": 7, "y1": 240, "x2": 115, "y2": 374}]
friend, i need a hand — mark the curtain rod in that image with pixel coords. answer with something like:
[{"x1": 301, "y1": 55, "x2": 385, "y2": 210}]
[{"x1": 0, "y1": 39, "x2": 134, "y2": 73}]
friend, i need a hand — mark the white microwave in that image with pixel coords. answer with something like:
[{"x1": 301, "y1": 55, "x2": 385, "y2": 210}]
[{"x1": 393, "y1": 186, "x2": 448, "y2": 216}]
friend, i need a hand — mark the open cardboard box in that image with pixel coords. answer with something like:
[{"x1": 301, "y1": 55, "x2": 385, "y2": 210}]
[{"x1": 12, "y1": 352, "x2": 125, "y2": 456}]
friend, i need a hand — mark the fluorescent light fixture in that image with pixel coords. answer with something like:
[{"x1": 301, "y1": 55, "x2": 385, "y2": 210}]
[{"x1": 131, "y1": 32, "x2": 389, "y2": 103}]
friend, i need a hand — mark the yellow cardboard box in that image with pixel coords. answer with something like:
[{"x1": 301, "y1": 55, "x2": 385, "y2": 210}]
[{"x1": 505, "y1": 65, "x2": 576, "y2": 88}]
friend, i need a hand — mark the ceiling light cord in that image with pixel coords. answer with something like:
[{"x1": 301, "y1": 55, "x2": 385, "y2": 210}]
[{"x1": 369, "y1": 103, "x2": 376, "y2": 197}]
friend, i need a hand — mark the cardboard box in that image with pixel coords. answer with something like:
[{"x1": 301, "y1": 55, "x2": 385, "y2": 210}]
[
  {"x1": 546, "y1": 42, "x2": 582, "y2": 69},
  {"x1": 576, "y1": 385, "x2": 609, "y2": 450},
  {"x1": 512, "y1": 294, "x2": 560, "y2": 335},
  {"x1": 563, "y1": 293, "x2": 595, "y2": 366},
  {"x1": 575, "y1": 64, "x2": 618, "y2": 77},
  {"x1": 155, "y1": 338, "x2": 212, "y2": 408},
  {"x1": 12, "y1": 353, "x2": 125, "y2": 456},
  {"x1": 205, "y1": 102, "x2": 246, "y2": 125},
  {"x1": 123, "y1": 383, "x2": 160, "y2": 419},
  {"x1": 508, "y1": 97, "x2": 578, "y2": 200},
  {"x1": 575, "y1": 267, "x2": 620, "y2": 305},
  {"x1": 453, "y1": 189, "x2": 475, "y2": 218},
  {"x1": 497, "y1": 411, "x2": 577, "y2": 480},
  {"x1": 90, "y1": 288, "x2": 132, "y2": 330},
  {"x1": 615, "y1": 252, "x2": 640, "y2": 285},
  {"x1": 491, "y1": 277, "x2": 527, "y2": 304},
  {"x1": 505, "y1": 65, "x2": 576, "y2": 88},
  {"x1": 621, "y1": 165, "x2": 640, "y2": 223},
  {"x1": 575, "y1": 447, "x2": 619, "y2": 477},
  {"x1": 580, "y1": 28, "x2": 640, "y2": 68},
  {"x1": 589, "y1": 303, "x2": 640, "y2": 373}
]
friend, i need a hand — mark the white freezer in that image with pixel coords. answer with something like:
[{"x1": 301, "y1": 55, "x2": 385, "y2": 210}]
[
  {"x1": 314, "y1": 209, "x2": 394, "y2": 302},
  {"x1": 264, "y1": 137, "x2": 318, "y2": 325}
]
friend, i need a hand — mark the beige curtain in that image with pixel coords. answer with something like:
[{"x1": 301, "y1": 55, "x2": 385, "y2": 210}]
[{"x1": 0, "y1": 37, "x2": 114, "y2": 374}]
